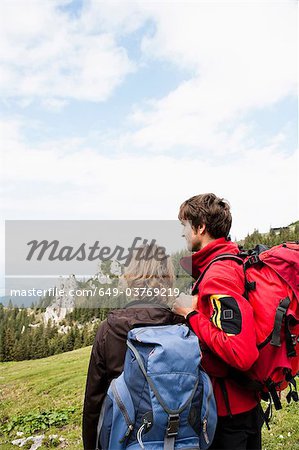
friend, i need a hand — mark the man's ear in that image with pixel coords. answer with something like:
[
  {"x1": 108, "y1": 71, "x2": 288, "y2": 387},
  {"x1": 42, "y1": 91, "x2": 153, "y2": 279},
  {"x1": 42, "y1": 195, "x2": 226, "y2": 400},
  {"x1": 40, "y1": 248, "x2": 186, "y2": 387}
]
[{"x1": 195, "y1": 223, "x2": 206, "y2": 235}]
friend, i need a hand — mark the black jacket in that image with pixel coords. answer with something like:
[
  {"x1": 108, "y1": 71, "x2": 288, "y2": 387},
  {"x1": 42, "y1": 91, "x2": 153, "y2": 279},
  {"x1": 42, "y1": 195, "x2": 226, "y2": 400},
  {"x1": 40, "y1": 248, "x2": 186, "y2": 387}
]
[{"x1": 82, "y1": 301, "x2": 183, "y2": 450}]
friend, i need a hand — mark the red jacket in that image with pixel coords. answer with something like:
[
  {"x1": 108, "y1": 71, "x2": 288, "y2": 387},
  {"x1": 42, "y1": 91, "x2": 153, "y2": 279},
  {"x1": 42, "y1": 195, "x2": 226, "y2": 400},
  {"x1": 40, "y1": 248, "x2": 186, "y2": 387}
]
[{"x1": 182, "y1": 238, "x2": 259, "y2": 416}]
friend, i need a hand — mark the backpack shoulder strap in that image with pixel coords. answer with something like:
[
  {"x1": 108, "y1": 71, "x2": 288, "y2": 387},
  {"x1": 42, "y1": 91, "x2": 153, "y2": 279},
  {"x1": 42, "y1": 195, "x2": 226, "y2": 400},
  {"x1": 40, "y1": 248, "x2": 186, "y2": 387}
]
[{"x1": 192, "y1": 254, "x2": 243, "y2": 295}]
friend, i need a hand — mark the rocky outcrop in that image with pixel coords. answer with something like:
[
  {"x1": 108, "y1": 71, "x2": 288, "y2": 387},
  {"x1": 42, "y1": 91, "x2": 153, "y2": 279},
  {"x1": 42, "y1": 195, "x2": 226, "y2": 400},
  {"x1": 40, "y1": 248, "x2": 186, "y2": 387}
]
[
  {"x1": 43, "y1": 260, "x2": 122, "y2": 325},
  {"x1": 43, "y1": 275, "x2": 77, "y2": 325}
]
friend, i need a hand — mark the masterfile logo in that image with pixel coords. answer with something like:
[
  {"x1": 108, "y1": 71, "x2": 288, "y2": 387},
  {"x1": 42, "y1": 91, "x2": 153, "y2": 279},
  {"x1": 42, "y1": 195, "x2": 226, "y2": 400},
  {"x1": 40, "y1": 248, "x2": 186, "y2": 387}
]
[
  {"x1": 25, "y1": 237, "x2": 168, "y2": 265},
  {"x1": 5, "y1": 220, "x2": 186, "y2": 277}
]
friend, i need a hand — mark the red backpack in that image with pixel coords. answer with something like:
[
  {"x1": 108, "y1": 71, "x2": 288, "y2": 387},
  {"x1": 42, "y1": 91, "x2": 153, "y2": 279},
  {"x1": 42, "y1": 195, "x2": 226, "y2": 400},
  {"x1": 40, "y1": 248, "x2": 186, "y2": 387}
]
[{"x1": 191, "y1": 242, "x2": 299, "y2": 412}]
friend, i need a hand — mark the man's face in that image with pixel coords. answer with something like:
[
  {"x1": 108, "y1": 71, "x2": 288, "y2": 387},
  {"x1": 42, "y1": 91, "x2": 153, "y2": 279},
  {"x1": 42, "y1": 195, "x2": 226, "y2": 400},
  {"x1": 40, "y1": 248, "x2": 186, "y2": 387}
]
[{"x1": 181, "y1": 220, "x2": 202, "y2": 252}]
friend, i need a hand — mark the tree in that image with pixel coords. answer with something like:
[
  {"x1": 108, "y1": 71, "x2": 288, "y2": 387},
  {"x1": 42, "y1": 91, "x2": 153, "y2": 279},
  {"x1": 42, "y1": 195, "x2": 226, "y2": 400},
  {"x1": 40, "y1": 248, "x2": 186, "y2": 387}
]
[
  {"x1": 3, "y1": 327, "x2": 15, "y2": 361},
  {"x1": 73, "y1": 326, "x2": 82, "y2": 350},
  {"x1": 14, "y1": 336, "x2": 28, "y2": 361},
  {"x1": 64, "y1": 329, "x2": 75, "y2": 352},
  {"x1": 8, "y1": 299, "x2": 13, "y2": 309}
]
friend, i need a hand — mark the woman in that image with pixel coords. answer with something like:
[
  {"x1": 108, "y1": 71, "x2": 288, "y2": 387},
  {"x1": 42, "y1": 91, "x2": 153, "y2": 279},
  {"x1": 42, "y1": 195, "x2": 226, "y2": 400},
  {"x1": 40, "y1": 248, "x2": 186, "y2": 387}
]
[{"x1": 82, "y1": 244, "x2": 183, "y2": 450}]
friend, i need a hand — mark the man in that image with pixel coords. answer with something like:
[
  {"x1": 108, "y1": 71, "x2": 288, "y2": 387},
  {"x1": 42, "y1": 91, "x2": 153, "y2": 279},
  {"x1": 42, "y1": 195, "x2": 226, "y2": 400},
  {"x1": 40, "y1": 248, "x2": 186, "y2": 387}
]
[{"x1": 173, "y1": 193, "x2": 263, "y2": 450}]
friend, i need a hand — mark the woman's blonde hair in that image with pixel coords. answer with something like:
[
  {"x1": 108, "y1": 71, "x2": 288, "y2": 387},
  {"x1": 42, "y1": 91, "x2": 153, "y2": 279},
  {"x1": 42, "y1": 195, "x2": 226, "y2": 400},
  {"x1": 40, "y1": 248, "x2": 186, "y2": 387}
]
[{"x1": 122, "y1": 244, "x2": 174, "y2": 305}]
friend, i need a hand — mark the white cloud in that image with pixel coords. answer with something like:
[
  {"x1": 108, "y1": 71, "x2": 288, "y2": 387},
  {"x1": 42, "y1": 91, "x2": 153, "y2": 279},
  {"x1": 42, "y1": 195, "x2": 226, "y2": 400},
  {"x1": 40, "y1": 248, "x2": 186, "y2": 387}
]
[
  {"x1": 80, "y1": 0, "x2": 146, "y2": 35},
  {"x1": 40, "y1": 98, "x2": 68, "y2": 111},
  {"x1": 0, "y1": 0, "x2": 295, "y2": 126},
  {"x1": 120, "y1": 1, "x2": 297, "y2": 154},
  {"x1": 0, "y1": 0, "x2": 134, "y2": 104},
  {"x1": 0, "y1": 1, "x2": 297, "y2": 243},
  {"x1": 1, "y1": 119, "x2": 297, "y2": 241}
]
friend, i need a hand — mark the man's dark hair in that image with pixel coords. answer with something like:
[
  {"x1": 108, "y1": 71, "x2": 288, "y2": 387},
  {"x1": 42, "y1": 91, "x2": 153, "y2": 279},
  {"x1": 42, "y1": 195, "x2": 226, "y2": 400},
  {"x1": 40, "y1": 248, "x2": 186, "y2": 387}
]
[{"x1": 178, "y1": 193, "x2": 232, "y2": 238}]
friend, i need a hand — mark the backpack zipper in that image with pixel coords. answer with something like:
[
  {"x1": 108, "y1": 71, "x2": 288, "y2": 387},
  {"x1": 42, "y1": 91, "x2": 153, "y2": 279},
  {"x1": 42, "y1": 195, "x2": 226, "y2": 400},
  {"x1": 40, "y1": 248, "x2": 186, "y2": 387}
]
[
  {"x1": 111, "y1": 380, "x2": 134, "y2": 442},
  {"x1": 202, "y1": 418, "x2": 209, "y2": 445},
  {"x1": 202, "y1": 374, "x2": 213, "y2": 445}
]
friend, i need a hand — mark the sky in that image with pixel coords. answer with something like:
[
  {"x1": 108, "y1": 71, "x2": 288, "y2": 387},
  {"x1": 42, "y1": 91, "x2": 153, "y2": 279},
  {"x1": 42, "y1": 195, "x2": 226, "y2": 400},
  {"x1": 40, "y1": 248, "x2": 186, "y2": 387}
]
[{"x1": 0, "y1": 0, "x2": 298, "y2": 293}]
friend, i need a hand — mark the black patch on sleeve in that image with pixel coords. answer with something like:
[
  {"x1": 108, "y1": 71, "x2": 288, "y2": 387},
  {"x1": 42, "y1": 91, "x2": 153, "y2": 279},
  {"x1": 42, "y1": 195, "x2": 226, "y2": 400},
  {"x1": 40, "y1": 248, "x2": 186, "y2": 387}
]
[{"x1": 220, "y1": 296, "x2": 242, "y2": 335}]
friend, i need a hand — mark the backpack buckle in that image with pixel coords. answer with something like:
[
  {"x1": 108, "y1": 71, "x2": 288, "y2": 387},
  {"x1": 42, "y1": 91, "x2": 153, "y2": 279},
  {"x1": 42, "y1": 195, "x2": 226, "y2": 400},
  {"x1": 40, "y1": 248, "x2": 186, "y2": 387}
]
[
  {"x1": 291, "y1": 334, "x2": 298, "y2": 346},
  {"x1": 166, "y1": 414, "x2": 180, "y2": 437},
  {"x1": 248, "y1": 254, "x2": 260, "y2": 265}
]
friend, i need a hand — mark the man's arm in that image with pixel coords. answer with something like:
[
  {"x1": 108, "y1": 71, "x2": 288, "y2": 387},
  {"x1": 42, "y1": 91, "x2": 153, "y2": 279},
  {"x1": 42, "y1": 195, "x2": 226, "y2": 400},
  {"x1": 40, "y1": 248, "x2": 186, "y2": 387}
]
[{"x1": 186, "y1": 274, "x2": 259, "y2": 372}]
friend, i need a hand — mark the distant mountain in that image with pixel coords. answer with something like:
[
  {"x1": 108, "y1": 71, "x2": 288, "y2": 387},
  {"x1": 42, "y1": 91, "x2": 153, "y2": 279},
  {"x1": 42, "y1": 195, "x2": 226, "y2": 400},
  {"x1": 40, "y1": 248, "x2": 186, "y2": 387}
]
[{"x1": 0, "y1": 295, "x2": 33, "y2": 307}]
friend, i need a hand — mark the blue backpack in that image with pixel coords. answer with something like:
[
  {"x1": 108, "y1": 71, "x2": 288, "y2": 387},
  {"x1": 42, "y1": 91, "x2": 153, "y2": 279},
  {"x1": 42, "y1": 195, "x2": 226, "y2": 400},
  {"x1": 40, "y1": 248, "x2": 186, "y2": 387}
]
[{"x1": 97, "y1": 324, "x2": 217, "y2": 450}]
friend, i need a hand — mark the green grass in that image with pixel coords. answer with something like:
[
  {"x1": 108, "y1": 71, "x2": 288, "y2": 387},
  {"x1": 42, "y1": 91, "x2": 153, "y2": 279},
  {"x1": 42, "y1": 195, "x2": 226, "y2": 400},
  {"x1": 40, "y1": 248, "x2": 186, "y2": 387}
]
[
  {"x1": 0, "y1": 348, "x2": 298, "y2": 449},
  {"x1": 0, "y1": 347, "x2": 91, "y2": 449},
  {"x1": 261, "y1": 398, "x2": 299, "y2": 450}
]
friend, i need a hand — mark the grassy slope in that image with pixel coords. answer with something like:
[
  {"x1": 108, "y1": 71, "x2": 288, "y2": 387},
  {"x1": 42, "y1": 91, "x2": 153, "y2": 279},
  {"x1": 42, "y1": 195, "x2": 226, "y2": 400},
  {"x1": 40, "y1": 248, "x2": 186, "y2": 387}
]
[
  {"x1": 0, "y1": 348, "x2": 298, "y2": 449},
  {"x1": 0, "y1": 347, "x2": 91, "y2": 449}
]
